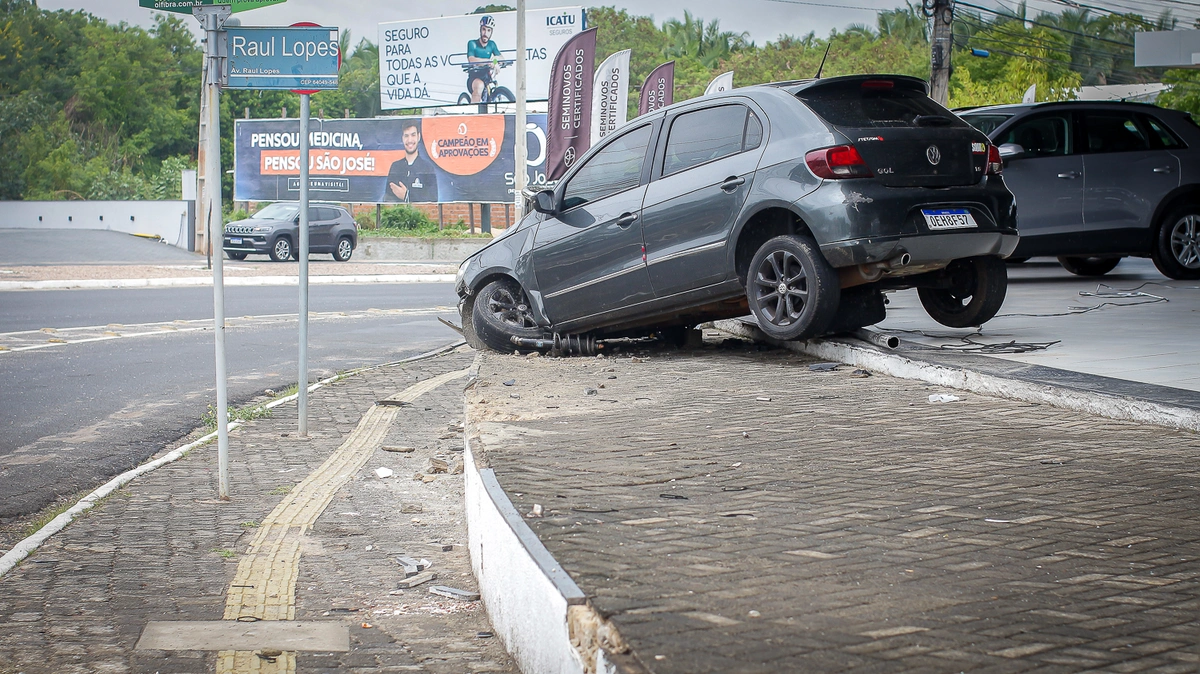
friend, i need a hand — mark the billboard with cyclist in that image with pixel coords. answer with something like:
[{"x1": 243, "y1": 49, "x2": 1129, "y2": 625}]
[
  {"x1": 233, "y1": 114, "x2": 552, "y2": 204},
  {"x1": 378, "y1": 7, "x2": 585, "y2": 109}
]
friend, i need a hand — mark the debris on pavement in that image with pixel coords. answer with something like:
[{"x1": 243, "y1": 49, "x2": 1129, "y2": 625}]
[
  {"x1": 429, "y1": 586, "x2": 482, "y2": 601},
  {"x1": 374, "y1": 467, "x2": 394, "y2": 479},
  {"x1": 397, "y1": 557, "x2": 431, "y2": 577},
  {"x1": 503, "y1": 379, "x2": 516, "y2": 386},
  {"x1": 396, "y1": 571, "x2": 437, "y2": 589},
  {"x1": 585, "y1": 387, "x2": 598, "y2": 395},
  {"x1": 756, "y1": 396, "x2": 772, "y2": 401},
  {"x1": 810, "y1": 362, "x2": 840, "y2": 372},
  {"x1": 400, "y1": 503, "x2": 423, "y2": 514},
  {"x1": 928, "y1": 394, "x2": 962, "y2": 403},
  {"x1": 528, "y1": 504, "x2": 544, "y2": 518},
  {"x1": 382, "y1": 445, "x2": 415, "y2": 453},
  {"x1": 429, "y1": 457, "x2": 449, "y2": 474},
  {"x1": 850, "y1": 369, "x2": 871, "y2": 378}
]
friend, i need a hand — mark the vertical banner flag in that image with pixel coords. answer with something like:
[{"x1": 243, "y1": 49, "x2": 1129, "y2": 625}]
[
  {"x1": 704, "y1": 71, "x2": 734, "y2": 96},
  {"x1": 637, "y1": 61, "x2": 674, "y2": 116},
  {"x1": 546, "y1": 27, "x2": 597, "y2": 181},
  {"x1": 590, "y1": 49, "x2": 630, "y2": 145}
]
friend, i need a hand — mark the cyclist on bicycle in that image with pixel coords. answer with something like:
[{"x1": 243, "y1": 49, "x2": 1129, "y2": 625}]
[{"x1": 466, "y1": 15, "x2": 501, "y2": 104}]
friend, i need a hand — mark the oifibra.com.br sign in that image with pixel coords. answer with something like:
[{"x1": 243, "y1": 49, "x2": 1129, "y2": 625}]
[
  {"x1": 139, "y1": 0, "x2": 287, "y2": 14},
  {"x1": 378, "y1": 7, "x2": 584, "y2": 109}
]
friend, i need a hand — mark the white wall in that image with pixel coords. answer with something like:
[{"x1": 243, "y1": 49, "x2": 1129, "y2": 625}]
[{"x1": 0, "y1": 201, "x2": 193, "y2": 249}]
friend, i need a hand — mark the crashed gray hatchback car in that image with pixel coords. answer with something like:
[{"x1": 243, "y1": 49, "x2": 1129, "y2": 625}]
[{"x1": 457, "y1": 74, "x2": 1019, "y2": 353}]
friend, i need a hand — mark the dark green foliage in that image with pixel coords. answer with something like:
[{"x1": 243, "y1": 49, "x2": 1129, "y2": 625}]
[{"x1": 380, "y1": 205, "x2": 437, "y2": 230}]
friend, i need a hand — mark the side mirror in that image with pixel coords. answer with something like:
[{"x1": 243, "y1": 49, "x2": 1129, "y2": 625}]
[
  {"x1": 997, "y1": 143, "x2": 1025, "y2": 160},
  {"x1": 533, "y1": 189, "x2": 557, "y2": 215}
]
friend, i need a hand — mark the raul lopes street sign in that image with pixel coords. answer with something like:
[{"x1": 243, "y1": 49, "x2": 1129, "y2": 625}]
[
  {"x1": 139, "y1": 0, "x2": 287, "y2": 14},
  {"x1": 225, "y1": 26, "x2": 340, "y2": 91}
]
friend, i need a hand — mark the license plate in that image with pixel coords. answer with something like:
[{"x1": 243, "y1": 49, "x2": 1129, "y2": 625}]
[
  {"x1": 922, "y1": 208, "x2": 977, "y2": 230},
  {"x1": 230, "y1": 238, "x2": 243, "y2": 244}
]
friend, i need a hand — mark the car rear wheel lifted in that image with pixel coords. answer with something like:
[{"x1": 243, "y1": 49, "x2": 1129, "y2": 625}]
[
  {"x1": 1058, "y1": 255, "x2": 1121, "y2": 277},
  {"x1": 1152, "y1": 206, "x2": 1200, "y2": 280},
  {"x1": 746, "y1": 235, "x2": 840, "y2": 341},
  {"x1": 470, "y1": 278, "x2": 543, "y2": 352},
  {"x1": 917, "y1": 256, "x2": 1008, "y2": 328}
]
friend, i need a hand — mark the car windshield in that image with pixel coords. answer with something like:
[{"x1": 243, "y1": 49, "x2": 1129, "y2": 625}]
[
  {"x1": 251, "y1": 203, "x2": 299, "y2": 220},
  {"x1": 961, "y1": 114, "x2": 1013, "y2": 135},
  {"x1": 798, "y1": 80, "x2": 955, "y2": 128}
]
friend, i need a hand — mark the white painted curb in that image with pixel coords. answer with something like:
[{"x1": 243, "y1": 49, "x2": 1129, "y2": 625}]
[
  {"x1": 0, "y1": 341, "x2": 464, "y2": 578},
  {"x1": 713, "y1": 319, "x2": 1200, "y2": 433},
  {"x1": 463, "y1": 355, "x2": 591, "y2": 674},
  {"x1": 0, "y1": 274, "x2": 455, "y2": 291}
]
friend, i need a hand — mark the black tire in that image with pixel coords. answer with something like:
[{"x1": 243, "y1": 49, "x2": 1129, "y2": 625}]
[
  {"x1": 332, "y1": 236, "x2": 354, "y2": 262},
  {"x1": 460, "y1": 296, "x2": 487, "y2": 351},
  {"x1": 918, "y1": 256, "x2": 1008, "y2": 328},
  {"x1": 457, "y1": 93, "x2": 472, "y2": 106},
  {"x1": 1151, "y1": 206, "x2": 1200, "y2": 280},
  {"x1": 269, "y1": 236, "x2": 293, "y2": 262},
  {"x1": 491, "y1": 87, "x2": 515, "y2": 104},
  {"x1": 746, "y1": 235, "x2": 840, "y2": 341},
  {"x1": 470, "y1": 278, "x2": 543, "y2": 353},
  {"x1": 225, "y1": 251, "x2": 247, "y2": 261},
  {"x1": 1057, "y1": 255, "x2": 1120, "y2": 276}
]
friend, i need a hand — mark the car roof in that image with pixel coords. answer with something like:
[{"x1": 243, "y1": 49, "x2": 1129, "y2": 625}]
[
  {"x1": 765, "y1": 73, "x2": 930, "y2": 95},
  {"x1": 959, "y1": 100, "x2": 1171, "y2": 116}
]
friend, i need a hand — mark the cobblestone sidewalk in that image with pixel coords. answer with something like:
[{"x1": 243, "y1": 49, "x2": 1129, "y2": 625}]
[
  {"x1": 0, "y1": 347, "x2": 515, "y2": 674},
  {"x1": 468, "y1": 339, "x2": 1200, "y2": 673}
]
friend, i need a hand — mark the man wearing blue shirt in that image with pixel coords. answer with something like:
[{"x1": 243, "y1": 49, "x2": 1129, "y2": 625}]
[{"x1": 466, "y1": 15, "x2": 501, "y2": 104}]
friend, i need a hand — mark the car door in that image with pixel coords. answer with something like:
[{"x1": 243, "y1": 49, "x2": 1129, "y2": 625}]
[
  {"x1": 312, "y1": 207, "x2": 341, "y2": 251},
  {"x1": 1080, "y1": 110, "x2": 1180, "y2": 251},
  {"x1": 641, "y1": 103, "x2": 765, "y2": 297},
  {"x1": 994, "y1": 112, "x2": 1084, "y2": 246},
  {"x1": 531, "y1": 124, "x2": 656, "y2": 325}
]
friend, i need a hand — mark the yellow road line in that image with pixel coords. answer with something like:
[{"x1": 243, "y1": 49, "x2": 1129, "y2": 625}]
[{"x1": 216, "y1": 367, "x2": 470, "y2": 673}]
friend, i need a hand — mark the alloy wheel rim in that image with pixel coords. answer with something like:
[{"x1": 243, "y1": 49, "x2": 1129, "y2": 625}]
[
  {"x1": 275, "y1": 240, "x2": 290, "y2": 258},
  {"x1": 338, "y1": 240, "x2": 352, "y2": 258},
  {"x1": 753, "y1": 250, "x2": 809, "y2": 326},
  {"x1": 1170, "y1": 215, "x2": 1200, "y2": 269},
  {"x1": 487, "y1": 287, "x2": 536, "y2": 329}
]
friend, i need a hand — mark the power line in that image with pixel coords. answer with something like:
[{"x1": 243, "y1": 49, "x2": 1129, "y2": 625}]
[
  {"x1": 758, "y1": 0, "x2": 887, "y2": 11},
  {"x1": 956, "y1": 0, "x2": 1136, "y2": 46},
  {"x1": 957, "y1": 13, "x2": 1133, "y2": 62}
]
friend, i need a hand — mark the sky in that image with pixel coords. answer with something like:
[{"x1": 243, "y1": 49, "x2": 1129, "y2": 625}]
[{"x1": 40, "y1": 0, "x2": 911, "y2": 48}]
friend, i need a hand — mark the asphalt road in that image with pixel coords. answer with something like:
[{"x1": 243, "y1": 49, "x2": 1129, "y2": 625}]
[
  {"x1": 0, "y1": 230, "x2": 204, "y2": 265},
  {"x1": 0, "y1": 283, "x2": 461, "y2": 521}
]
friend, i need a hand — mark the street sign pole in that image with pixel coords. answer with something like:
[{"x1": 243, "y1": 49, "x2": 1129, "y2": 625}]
[
  {"x1": 298, "y1": 93, "x2": 310, "y2": 436},
  {"x1": 514, "y1": 0, "x2": 528, "y2": 220},
  {"x1": 196, "y1": 3, "x2": 232, "y2": 499}
]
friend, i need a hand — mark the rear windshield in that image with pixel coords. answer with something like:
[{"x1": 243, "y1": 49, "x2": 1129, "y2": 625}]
[
  {"x1": 797, "y1": 81, "x2": 953, "y2": 128},
  {"x1": 961, "y1": 114, "x2": 1012, "y2": 135}
]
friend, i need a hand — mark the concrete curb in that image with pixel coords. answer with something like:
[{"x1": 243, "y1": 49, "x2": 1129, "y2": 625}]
[
  {"x1": 463, "y1": 354, "x2": 642, "y2": 674},
  {"x1": 0, "y1": 341, "x2": 465, "y2": 578},
  {"x1": 712, "y1": 319, "x2": 1200, "y2": 433},
  {"x1": 0, "y1": 274, "x2": 456, "y2": 291}
]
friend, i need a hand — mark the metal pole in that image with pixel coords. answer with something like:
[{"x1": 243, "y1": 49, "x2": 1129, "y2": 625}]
[
  {"x1": 298, "y1": 94, "x2": 311, "y2": 437},
  {"x1": 198, "y1": 4, "x2": 231, "y2": 499},
  {"x1": 514, "y1": 0, "x2": 528, "y2": 220}
]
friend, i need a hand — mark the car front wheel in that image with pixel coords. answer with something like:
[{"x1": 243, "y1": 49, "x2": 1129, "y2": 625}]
[
  {"x1": 1152, "y1": 207, "x2": 1200, "y2": 280},
  {"x1": 470, "y1": 278, "x2": 543, "y2": 353},
  {"x1": 269, "y1": 236, "x2": 294, "y2": 262},
  {"x1": 746, "y1": 235, "x2": 840, "y2": 341},
  {"x1": 918, "y1": 256, "x2": 1008, "y2": 328},
  {"x1": 333, "y1": 236, "x2": 354, "y2": 262},
  {"x1": 1058, "y1": 255, "x2": 1120, "y2": 276}
]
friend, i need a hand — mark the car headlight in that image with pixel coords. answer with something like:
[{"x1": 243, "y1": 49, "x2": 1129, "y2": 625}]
[
  {"x1": 456, "y1": 259, "x2": 470, "y2": 286},
  {"x1": 252, "y1": 226, "x2": 273, "y2": 233}
]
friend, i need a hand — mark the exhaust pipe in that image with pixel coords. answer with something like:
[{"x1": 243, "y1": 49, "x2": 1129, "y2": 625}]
[
  {"x1": 839, "y1": 253, "x2": 912, "y2": 289},
  {"x1": 853, "y1": 327, "x2": 900, "y2": 349}
]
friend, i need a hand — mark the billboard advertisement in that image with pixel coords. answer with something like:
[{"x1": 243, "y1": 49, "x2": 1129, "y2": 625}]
[
  {"x1": 234, "y1": 115, "x2": 551, "y2": 204},
  {"x1": 378, "y1": 7, "x2": 585, "y2": 109}
]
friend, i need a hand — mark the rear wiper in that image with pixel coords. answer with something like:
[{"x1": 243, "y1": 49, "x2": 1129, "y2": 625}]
[{"x1": 915, "y1": 114, "x2": 953, "y2": 127}]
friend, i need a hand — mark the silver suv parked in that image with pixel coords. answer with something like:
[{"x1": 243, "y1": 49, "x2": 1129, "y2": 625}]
[
  {"x1": 223, "y1": 202, "x2": 358, "y2": 262},
  {"x1": 961, "y1": 102, "x2": 1200, "y2": 279}
]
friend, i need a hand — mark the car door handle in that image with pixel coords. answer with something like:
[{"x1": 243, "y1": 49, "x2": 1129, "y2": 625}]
[
  {"x1": 614, "y1": 212, "x2": 639, "y2": 228},
  {"x1": 720, "y1": 176, "x2": 746, "y2": 192},
  {"x1": 1056, "y1": 171, "x2": 1080, "y2": 179},
  {"x1": 1153, "y1": 166, "x2": 1174, "y2": 174}
]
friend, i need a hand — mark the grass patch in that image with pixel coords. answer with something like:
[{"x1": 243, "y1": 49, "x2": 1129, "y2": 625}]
[
  {"x1": 239, "y1": 520, "x2": 260, "y2": 528},
  {"x1": 211, "y1": 548, "x2": 238, "y2": 559},
  {"x1": 268, "y1": 485, "x2": 292, "y2": 495},
  {"x1": 21, "y1": 501, "x2": 73, "y2": 538},
  {"x1": 203, "y1": 403, "x2": 271, "y2": 430},
  {"x1": 361, "y1": 224, "x2": 493, "y2": 239}
]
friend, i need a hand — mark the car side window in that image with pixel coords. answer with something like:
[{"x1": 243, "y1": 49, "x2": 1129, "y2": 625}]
[
  {"x1": 562, "y1": 125, "x2": 652, "y2": 210},
  {"x1": 663, "y1": 105, "x2": 748, "y2": 176},
  {"x1": 744, "y1": 110, "x2": 763, "y2": 151},
  {"x1": 998, "y1": 114, "x2": 1071, "y2": 157},
  {"x1": 1083, "y1": 111, "x2": 1150, "y2": 153},
  {"x1": 1142, "y1": 115, "x2": 1184, "y2": 150}
]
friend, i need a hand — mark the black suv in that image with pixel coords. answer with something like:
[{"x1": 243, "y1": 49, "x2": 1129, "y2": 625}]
[
  {"x1": 457, "y1": 75, "x2": 1018, "y2": 353},
  {"x1": 961, "y1": 101, "x2": 1200, "y2": 279},
  {"x1": 223, "y1": 203, "x2": 358, "y2": 262}
]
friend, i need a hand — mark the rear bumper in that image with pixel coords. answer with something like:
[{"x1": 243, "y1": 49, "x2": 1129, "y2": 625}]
[{"x1": 822, "y1": 230, "x2": 1019, "y2": 268}]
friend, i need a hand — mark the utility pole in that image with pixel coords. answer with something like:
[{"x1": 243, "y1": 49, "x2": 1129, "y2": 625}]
[
  {"x1": 514, "y1": 0, "x2": 528, "y2": 220},
  {"x1": 928, "y1": 0, "x2": 954, "y2": 106}
]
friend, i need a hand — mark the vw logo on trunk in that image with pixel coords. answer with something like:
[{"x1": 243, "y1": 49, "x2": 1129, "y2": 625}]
[{"x1": 926, "y1": 145, "x2": 942, "y2": 165}]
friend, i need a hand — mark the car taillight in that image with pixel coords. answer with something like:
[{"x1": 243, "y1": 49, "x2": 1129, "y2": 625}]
[
  {"x1": 805, "y1": 145, "x2": 873, "y2": 179},
  {"x1": 986, "y1": 144, "x2": 1003, "y2": 175}
]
